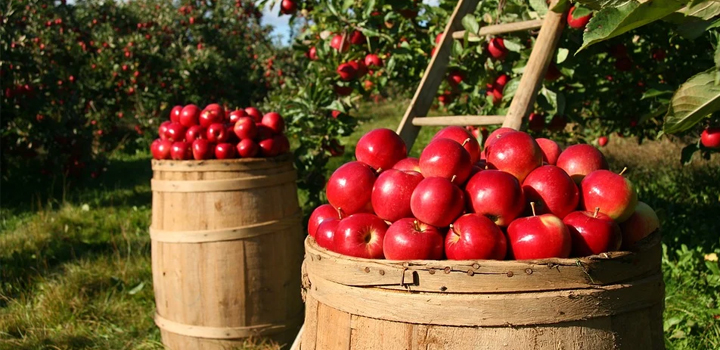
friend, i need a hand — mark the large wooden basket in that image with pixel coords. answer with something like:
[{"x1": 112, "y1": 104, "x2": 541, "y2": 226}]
[
  {"x1": 300, "y1": 232, "x2": 664, "y2": 350},
  {"x1": 150, "y1": 155, "x2": 304, "y2": 349}
]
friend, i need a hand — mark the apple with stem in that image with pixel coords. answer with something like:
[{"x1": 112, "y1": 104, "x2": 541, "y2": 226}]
[
  {"x1": 465, "y1": 169, "x2": 525, "y2": 226},
  {"x1": 419, "y1": 138, "x2": 472, "y2": 184},
  {"x1": 326, "y1": 161, "x2": 376, "y2": 216},
  {"x1": 564, "y1": 208, "x2": 622, "y2": 256},
  {"x1": 432, "y1": 126, "x2": 481, "y2": 163},
  {"x1": 557, "y1": 144, "x2": 609, "y2": 183},
  {"x1": 486, "y1": 131, "x2": 543, "y2": 182},
  {"x1": 580, "y1": 168, "x2": 638, "y2": 222},
  {"x1": 507, "y1": 203, "x2": 572, "y2": 259},
  {"x1": 308, "y1": 204, "x2": 342, "y2": 237},
  {"x1": 445, "y1": 214, "x2": 507, "y2": 260},
  {"x1": 410, "y1": 177, "x2": 465, "y2": 228},
  {"x1": 392, "y1": 157, "x2": 421, "y2": 174},
  {"x1": 384, "y1": 219, "x2": 444, "y2": 260},
  {"x1": 333, "y1": 213, "x2": 388, "y2": 259},
  {"x1": 355, "y1": 128, "x2": 407, "y2": 172},
  {"x1": 234, "y1": 116, "x2": 258, "y2": 140},
  {"x1": 206, "y1": 123, "x2": 229, "y2": 143},
  {"x1": 185, "y1": 125, "x2": 206, "y2": 143},
  {"x1": 522, "y1": 165, "x2": 579, "y2": 219},
  {"x1": 371, "y1": 169, "x2": 423, "y2": 222}
]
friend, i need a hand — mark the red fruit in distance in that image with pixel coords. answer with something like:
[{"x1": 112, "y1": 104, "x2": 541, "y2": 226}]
[
  {"x1": 170, "y1": 141, "x2": 192, "y2": 160},
  {"x1": 465, "y1": 170, "x2": 525, "y2": 227},
  {"x1": 261, "y1": 112, "x2": 284, "y2": 135},
  {"x1": 330, "y1": 34, "x2": 349, "y2": 52},
  {"x1": 227, "y1": 109, "x2": 248, "y2": 124},
  {"x1": 333, "y1": 213, "x2": 388, "y2": 259},
  {"x1": 535, "y1": 138, "x2": 561, "y2": 165},
  {"x1": 392, "y1": 157, "x2": 421, "y2": 174},
  {"x1": 158, "y1": 121, "x2": 171, "y2": 141},
  {"x1": 364, "y1": 54, "x2": 382, "y2": 68},
  {"x1": 384, "y1": 219, "x2": 444, "y2": 260},
  {"x1": 355, "y1": 128, "x2": 407, "y2": 172},
  {"x1": 446, "y1": 214, "x2": 507, "y2": 260},
  {"x1": 548, "y1": 115, "x2": 567, "y2": 132},
  {"x1": 493, "y1": 74, "x2": 510, "y2": 90},
  {"x1": 236, "y1": 138, "x2": 259, "y2": 158},
  {"x1": 315, "y1": 219, "x2": 339, "y2": 251},
  {"x1": 567, "y1": 6, "x2": 592, "y2": 30},
  {"x1": 244, "y1": 107, "x2": 262, "y2": 123},
  {"x1": 191, "y1": 139, "x2": 214, "y2": 160},
  {"x1": 486, "y1": 131, "x2": 543, "y2": 182},
  {"x1": 258, "y1": 137, "x2": 280, "y2": 157},
  {"x1": 306, "y1": 46, "x2": 318, "y2": 60},
  {"x1": 214, "y1": 143, "x2": 236, "y2": 159},
  {"x1": 507, "y1": 212, "x2": 572, "y2": 259},
  {"x1": 435, "y1": 33, "x2": 443, "y2": 44},
  {"x1": 348, "y1": 60, "x2": 367, "y2": 78},
  {"x1": 233, "y1": 117, "x2": 258, "y2": 140},
  {"x1": 522, "y1": 165, "x2": 580, "y2": 219},
  {"x1": 433, "y1": 126, "x2": 481, "y2": 163},
  {"x1": 336, "y1": 63, "x2": 356, "y2": 81},
  {"x1": 488, "y1": 38, "x2": 508, "y2": 60},
  {"x1": 179, "y1": 104, "x2": 200, "y2": 127},
  {"x1": 528, "y1": 113, "x2": 546, "y2": 132},
  {"x1": 327, "y1": 161, "x2": 376, "y2": 216},
  {"x1": 349, "y1": 30, "x2": 365, "y2": 45},
  {"x1": 170, "y1": 105, "x2": 182, "y2": 123},
  {"x1": 580, "y1": 169, "x2": 638, "y2": 222},
  {"x1": 701, "y1": 127, "x2": 720, "y2": 148},
  {"x1": 308, "y1": 204, "x2": 341, "y2": 237},
  {"x1": 598, "y1": 136, "x2": 609, "y2": 147},
  {"x1": 185, "y1": 125, "x2": 206, "y2": 143},
  {"x1": 371, "y1": 169, "x2": 423, "y2": 222},
  {"x1": 420, "y1": 138, "x2": 472, "y2": 184},
  {"x1": 206, "y1": 123, "x2": 229, "y2": 143},
  {"x1": 279, "y1": 0, "x2": 297, "y2": 14},
  {"x1": 410, "y1": 177, "x2": 465, "y2": 228},
  {"x1": 164, "y1": 123, "x2": 187, "y2": 142},
  {"x1": 619, "y1": 201, "x2": 660, "y2": 249},
  {"x1": 556, "y1": 144, "x2": 609, "y2": 183},
  {"x1": 447, "y1": 70, "x2": 464, "y2": 86},
  {"x1": 564, "y1": 209, "x2": 622, "y2": 256}
]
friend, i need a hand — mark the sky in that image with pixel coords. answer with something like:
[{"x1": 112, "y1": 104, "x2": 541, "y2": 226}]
[{"x1": 261, "y1": 0, "x2": 440, "y2": 45}]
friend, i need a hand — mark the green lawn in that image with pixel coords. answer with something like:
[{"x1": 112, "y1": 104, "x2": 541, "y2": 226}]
[{"x1": 2, "y1": 100, "x2": 719, "y2": 349}]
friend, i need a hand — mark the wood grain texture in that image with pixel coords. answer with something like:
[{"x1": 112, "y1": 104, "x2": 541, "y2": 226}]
[
  {"x1": 151, "y1": 157, "x2": 304, "y2": 350},
  {"x1": 452, "y1": 19, "x2": 543, "y2": 39}
]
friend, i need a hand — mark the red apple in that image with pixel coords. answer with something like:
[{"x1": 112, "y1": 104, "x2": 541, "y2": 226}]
[
  {"x1": 701, "y1": 127, "x2": 720, "y2": 148},
  {"x1": 279, "y1": 0, "x2": 297, "y2": 14},
  {"x1": 488, "y1": 37, "x2": 508, "y2": 60},
  {"x1": 580, "y1": 169, "x2": 638, "y2": 222},
  {"x1": 206, "y1": 123, "x2": 229, "y2": 143},
  {"x1": 355, "y1": 128, "x2": 407, "y2": 172},
  {"x1": 151, "y1": 139, "x2": 173, "y2": 160},
  {"x1": 556, "y1": 144, "x2": 609, "y2": 183},
  {"x1": 158, "y1": 121, "x2": 171, "y2": 140},
  {"x1": 261, "y1": 112, "x2": 284, "y2": 135},
  {"x1": 384, "y1": 219, "x2": 444, "y2": 260},
  {"x1": 522, "y1": 165, "x2": 579, "y2": 219},
  {"x1": 255, "y1": 124, "x2": 274, "y2": 141},
  {"x1": 419, "y1": 138, "x2": 472, "y2": 184},
  {"x1": 275, "y1": 134, "x2": 290, "y2": 154},
  {"x1": 164, "y1": 122, "x2": 187, "y2": 142},
  {"x1": 348, "y1": 60, "x2": 367, "y2": 78},
  {"x1": 227, "y1": 108, "x2": 248, "y2": 124},
  {"x1": 244, "y1": 107, "x2": 262, "y2": 123},
  {"x1": 598, "y1": 136, "x2": 609, "y2": 147},
  {"x1": 214, "y1": 142, "x2": 236, "y2": 159},
  {"x1": 258, "y1": 137, "x2": 280, "y2": 157},
  {"x1": 330, "y1": 34, "x2": 349, "y2": 52},
  {"x1": 191, "y1": 139, "x2": 214, "y2": 160},
  {"x1": 564, "y1": 209, "x2": 622, "y2": 256},
  {"x1": 185, "y1": 125, "x2": 206, "y2": 143},
  {"x1": 619, "y1": 201, "x2": 660, "y2": 249},
  {"x1": 364, "y1": 54, "x2": 382, "y2": 68},
  {"x1": 447, "y1": 70, "x2": 465, "y2": 87},
  {"x1": 326, "y1": 161, "x2": 376, "y2": 216},
  {"x1": 308, "y1": 204, "x2": 341, "y2": 237},
  {"x1": 548, "y1": 115, "x2": 567, "y2": 132},
  {"x1": 392, "y1": 157, "x2": 421, "y2": 174},
  {"x1": 493, "y1": 74, "x2": 509, "y2": 90},
  {"x1": 349, "y1": 30, "x2": 365, "y2": 45},
  {"x1": 333, "y1": 213, "x2": 388, "y2": 259},
  {"x1": 535, "y1": 138, "x2": 561, "y2": 165},
  {"x1": 233, "y1": 117, "x2": 258, "y2": 140},
  {"x1": 410, "y1": 177, "x2": 465, "y2": 228},
  {"x1": 199, "y1": 105, "x2": 225, "y2": 127},
  {"x1": 179, "y1": 104, "x2": 200, "y2": 127},
  {"x1": 528, "y1": 113, "x2": 545, "y2": 132},
  {"x1": 170, "y1": 105, "x2": 182, "y2": 123},
  {"x1": 371, "y1": 169, "x2": 423, "y2": 222},
  {"x1": 226, "y1": 125, "x2": 239, "y2": 144},
  {"x1": 170, "y1": 141, "x2": 192, "y2": 160},
  {"x1": 432, "y1": 126, "x2": 481, "y2": 163},
  {"x1": 236, "y1": 138, "x2": 259, "y2": 158},
  {"x1": 567, "y1": 6, "x2": 592, "y2": 30},
  {"x1": 507, "y1": 211, "x2": 572, "y2": 259},
  {"x1": 484, "y1": 127, "x2": 516, "y2": 153},
  {"x1": 486, "y1": 131, "x2": 543, "y2": 182},
  {"x1": 315, "y1": 219, "x2": 339, "y2": 251},
  {"x1": 445, "y1": 214, "x2": 507, "y2": 260},
  {"x1": 336, "y1": 63, "x2": 356, "y2": 81},
  {"x1": 465, "y1": 170, "x2": 525, "y2": 226}
]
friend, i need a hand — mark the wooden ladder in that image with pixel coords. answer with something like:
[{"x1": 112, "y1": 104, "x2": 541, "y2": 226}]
[{"x1": 396, "y1": 0, "x2": 567, "y2": 150}]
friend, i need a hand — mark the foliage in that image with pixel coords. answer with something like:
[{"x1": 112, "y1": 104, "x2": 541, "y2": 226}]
[{"x1": 1, "y1": 0, "x2": 279, "y2": 183}]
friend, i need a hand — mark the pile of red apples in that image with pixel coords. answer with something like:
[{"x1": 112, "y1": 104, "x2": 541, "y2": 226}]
[
  {"x1": 151, "y1": 104, "x2": 289, "y2": 160},
  {"x1": 308, "y1": 127, "x2": 660, "y2": 261}
]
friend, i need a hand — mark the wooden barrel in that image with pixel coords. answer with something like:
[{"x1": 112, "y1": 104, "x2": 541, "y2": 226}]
[
  {"x1": 150, "y1": 155, "x2": 304, "y2": 349},
  {"x1": 301, "y1": 232, "x2": 664, "y2": 350}
]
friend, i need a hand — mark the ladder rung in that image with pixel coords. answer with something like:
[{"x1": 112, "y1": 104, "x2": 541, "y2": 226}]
[
  {"x1": 412, "y1": 116, "x2": 505, "y2": 126},
  {"x1": 452, "y1": 19, "x2": 543, "y2": 39}
]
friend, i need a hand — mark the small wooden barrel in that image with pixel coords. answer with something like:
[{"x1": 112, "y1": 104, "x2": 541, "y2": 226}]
[
  {"x1": 301, "y1": 232, "x2": 664, "y2": 350},
  {"x1": 151, "y1": 155, "x2": 304, "y2": 349}
]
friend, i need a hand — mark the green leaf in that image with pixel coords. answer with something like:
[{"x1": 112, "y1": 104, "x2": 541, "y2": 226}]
[
  {"x1": 128, "y1": 282, "x2": 145, "y2": 295},
  {"x1": 551, "y1": 0, "x2": 571, "y2": 12},
  {"x1": 342, "y1": 0, "x2": 354, "y2": 11},
  {"x1": 681, "y1": 0, "x2": 720, "y2": 20},
  {"x1": 715, "y1": 37, "x2": 720, "y2": 68},
  {"x1": 452, "y1": 41, "x2": 463, "y2": 57},
  {"x1": 680, "y1": 142, "x2": 700, "y2": 165},
  {"x1": 462, "y1": 14, "x2": 480, "y2": 35},
  {"x1": 556, "y1": 48, "x2": 569, "y2": 64},
  {"x1": 541, "y1": 87, "x2": 559, "y2": 114},
  {"x1": 572, "y1": 5, "x2": 593, "y2": 18},
  {"x1": 664, "y1": 69, "x2": 720, "y2": 134},
  {"x1": 363, "y1": 0, "x2": 376, "y2": 18},
  {"x1": 642, "y1": 88, "x2": 674, "y2": 100},
  {"x1": 675, "y1": 17, "x2": 720, "y2": 40},
  {"x1": 574, "y1": 0, "x2": 636, "y2": 10},
  {"x1": 503, "y1": 39, "x2": 524, "y2": 53},
  {"x1": 579, "y1": 0, "x2": 686, "y2": 52},
  {"x1": 530, "y1": 0, "x2": 549, "y2": 16}
]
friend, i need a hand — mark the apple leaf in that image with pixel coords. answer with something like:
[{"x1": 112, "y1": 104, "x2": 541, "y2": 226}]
[
  {"x1": 556, "y1": 48, "x2": 569, "y2": 64},
  {"x1": 573, "y1": 0, "x2": 632, "y2": 10},
  {"x1": 363, "y1": 0, "x2": 376, "y2": 18},
  {"x1": 579, "y1": 0, "x2": 686, "y2": 52},
  {"x1": 462, "y1": 14, "x2": 480, "y2": 36},
  {"x1": 680, "y1": 142, "x2": 700, "y2": 165},
  {"x1": 503, "y1": 39, "x2": 524, "y2": 52},
  {"x1": 642, "y1": 87, "x2": 674, "y2": 100},
  {"x1": 530, "y1": 0, "x2": 549, "y2": 16},
  {"x1": 664, "y1": 69, "x2": 720, "y2": 134},
  {"x1": 681, "y1": 0, "x2": 720, "y2": 20},
  {"x1": 572, "y1": 5, "x2": 594, "y2": 17}
]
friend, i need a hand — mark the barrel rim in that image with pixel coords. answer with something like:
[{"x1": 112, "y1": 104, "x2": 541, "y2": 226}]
[{"x1": 151, "y1": 153, "x2": 293, "y2": 171}]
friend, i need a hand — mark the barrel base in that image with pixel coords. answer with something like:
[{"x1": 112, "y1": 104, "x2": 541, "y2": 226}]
[{"x1": 160, "y1": 323, "x2": 302, "y2": 350}]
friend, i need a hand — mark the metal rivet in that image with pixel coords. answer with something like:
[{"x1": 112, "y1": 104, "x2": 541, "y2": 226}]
[
  {"x1": 472, "y1": 263, "x2": 480, "y2": 269},
  {"x1": 444, "y1": 267, "x2": 451, "y2": 274},
  {"x1": 379, "y1": 270, "x2": 385, "y2": 276},
  {"x1": 506, "y1": 271, "x2": 514, "y2": 277},
  {"x1": 525, "y1": 268, "x2": 533, "y2": 275},
  {"x1": 364, "y1": 267, "x2": 370, "y2": 273},
  {"x1": 467, "y1": 270, "x2": 474, "y2": 276},
  {"x1": 440, "y1": 286, "x2": 447, "y2": 291},
  {"x1": 428, "y1": 268, "x2": 436, "y2": 275}
]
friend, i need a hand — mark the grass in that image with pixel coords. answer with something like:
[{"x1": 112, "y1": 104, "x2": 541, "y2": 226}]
[{"x1": 2, "y1": 100, "x2": 719, "y2": 349}]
